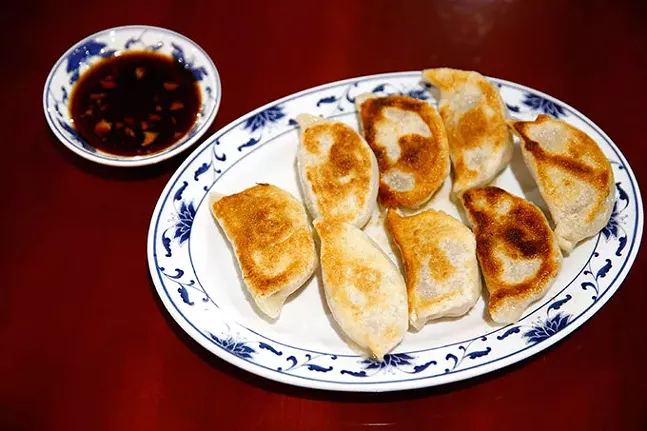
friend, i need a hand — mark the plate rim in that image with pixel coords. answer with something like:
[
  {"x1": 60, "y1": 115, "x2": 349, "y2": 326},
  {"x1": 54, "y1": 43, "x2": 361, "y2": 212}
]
[
  {"x1": 146, "y1": 71, "x2": 644, "y2": 392},
  {"x1": 42, "y1": 24, "x2": 222, "y2": 167}
]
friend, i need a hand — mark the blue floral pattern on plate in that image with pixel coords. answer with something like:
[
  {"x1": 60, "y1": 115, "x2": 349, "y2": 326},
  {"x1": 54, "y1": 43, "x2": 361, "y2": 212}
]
[
  {"x1": 521, "y1": 93, "x2": 566, "y2": 118},
  {"x1": 174, "y1": 201, "x2": 196, "y2": 244},
  {"x1": 209, "y1": 333, "x2": 256, "y2": 359},
  {"x1": 523, "y1": 313, "x2": 571, "y2": 344},
  {"x1": 244, "y1": 106, "x2": 286, "y2": 132},
  {"x1": 147, "y1": 72, "x2": 642, "y2": 392}
]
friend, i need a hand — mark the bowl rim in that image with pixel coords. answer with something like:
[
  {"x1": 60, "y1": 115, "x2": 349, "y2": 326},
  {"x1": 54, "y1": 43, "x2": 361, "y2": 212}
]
[{"x1": 42, "y1": 24, "x2": 222, "y2": 167}]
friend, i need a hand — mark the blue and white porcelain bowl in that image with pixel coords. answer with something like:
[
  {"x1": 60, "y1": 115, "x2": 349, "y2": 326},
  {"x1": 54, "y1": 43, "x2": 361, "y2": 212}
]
[{"x1": 43, "y1": 25, "x2": 221, "y2": 167}]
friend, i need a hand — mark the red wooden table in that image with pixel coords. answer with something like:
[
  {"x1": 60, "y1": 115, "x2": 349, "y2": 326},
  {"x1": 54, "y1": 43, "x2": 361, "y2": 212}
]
[{"x1": 2, "y1": 1, "x2": 646, "y2": 429}]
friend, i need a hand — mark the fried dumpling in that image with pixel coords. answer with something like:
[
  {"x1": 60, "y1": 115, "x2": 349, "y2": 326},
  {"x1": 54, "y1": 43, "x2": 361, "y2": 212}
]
[
  {"x1": 386, "y1": 209, "x2": 481, "y2": 330},
  {"x1": 422, "y1": 68, "x2": 513, "y2": 197},
  {"x1": 510, "y1": 115, "x2": 615, "y2": 252},
  {"x1": 210, "y1": 184, "x2": 318, "y2": 319},
  {"x1": 314, "y1": 219, "x2": 408, "y2": 360},
  {"x1": 461, "y1": 187, "x2": 562, "y2": 324},
  {"x1": 355, "y1": 94, "x2": 450, "y2": 208},
  {"x1": 296, "y1": 114, "x2": 378, "y2": 227}
]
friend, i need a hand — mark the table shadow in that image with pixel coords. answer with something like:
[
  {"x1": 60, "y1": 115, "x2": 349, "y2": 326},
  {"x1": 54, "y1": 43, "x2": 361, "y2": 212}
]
[{"x1": 147, "y1": 272, "x2": 554, "y2": 403}]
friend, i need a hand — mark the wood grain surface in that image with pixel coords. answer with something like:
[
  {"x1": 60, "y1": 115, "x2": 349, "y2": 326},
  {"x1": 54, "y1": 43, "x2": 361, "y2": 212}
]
[{"x1": 1, "y1": 0, "x2": 646, "y2": 429}]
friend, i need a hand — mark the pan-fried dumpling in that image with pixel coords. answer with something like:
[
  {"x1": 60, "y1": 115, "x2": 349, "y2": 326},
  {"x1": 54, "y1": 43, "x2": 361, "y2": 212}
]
[
  {"x1": 296, "y1": 114, "x2": 378, "y2": 227},
  {"x1": 386, "y1": 209, "x2": 481, "y2": 330},
  {"x1": 422, "y1": 68, "x2": 513, "y2": 197},
  {"x1": 510, "y1": 115, "x2": 615, "y2": 252},
  {"x1": 314, "y1": 219, "x2": 408, "y2": 360},
  {"x1": 461, "y1": 187, "x2": 562, "y2": 324},
  {"x1": 356, "y1": 94, "x2": 450, "y2": 208},
  {"x1": 210, "y1": 184, "x2": 318, "y2": 319}
]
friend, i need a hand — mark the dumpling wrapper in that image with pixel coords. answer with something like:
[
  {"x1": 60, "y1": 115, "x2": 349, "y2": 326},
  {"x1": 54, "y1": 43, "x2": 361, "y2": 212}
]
[
  {"x1": 510, "y1": 115, "x2": 615, "y2": 252},
  {"x1": 461, "y1": 187, "x2": 563, "y2": 324},
  {"x1": 422, "y1": 68, "x2": 513, "y2": 197},
  {"x1": 210, "y1": 184, "x2": 318, "y2": 319},
  {"x1": 296, "y1": 114, "x2": 378, "y2": 227},
  {"x1": 314, "y1": 219, "x2": 408, "y2": 360},
  {"x1": 386, "y1": 209, "x2": 481, "y2": 330},
  {"x1": 356, "y1": 94, "x2": 450, "y2": 208}
]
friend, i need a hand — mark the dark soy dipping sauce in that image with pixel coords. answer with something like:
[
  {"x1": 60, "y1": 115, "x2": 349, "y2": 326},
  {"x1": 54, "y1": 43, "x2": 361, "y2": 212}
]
[{"x1": 70, "y1": 52, "x2": 201, "y2": 157}]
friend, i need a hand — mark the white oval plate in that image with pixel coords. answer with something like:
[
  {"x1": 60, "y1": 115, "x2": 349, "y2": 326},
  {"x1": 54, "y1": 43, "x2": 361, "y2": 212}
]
[{"x1": 147, "y1": 72, "x2": 643, "y2": 392}]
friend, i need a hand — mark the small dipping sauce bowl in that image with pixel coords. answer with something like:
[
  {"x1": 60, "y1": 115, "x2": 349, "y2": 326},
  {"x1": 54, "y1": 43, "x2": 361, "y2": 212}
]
[{"x1": 43, "y1": 25, "x2": 221, "y2": 167}]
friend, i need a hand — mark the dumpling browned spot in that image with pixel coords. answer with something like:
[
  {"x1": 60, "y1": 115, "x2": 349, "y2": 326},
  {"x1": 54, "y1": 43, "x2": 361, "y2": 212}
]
[
  {"x1": 210, "y1": 184, "x2": 318, "y2": 318},
  {"x1": 386, "y1": 209, "x2": 481, "y2": 330},
  {"x1": 296, "y1": 114, "x2": 378, "y2": 227},
  {"x1": 423, "y1": 68, "x2": 513, "y2": 197},
  {"x1": 356, "y1": 94, "x2": 450, "y2": 208},
  {"x1": 461, "y1": 187, "x2": 562, "y2": 323},
  {"x1": 314, "y1": 219, "x2": 408, "y2": 360},
  {"x1": 510, "y1": 115, "x2": 615, "y2": 252}
]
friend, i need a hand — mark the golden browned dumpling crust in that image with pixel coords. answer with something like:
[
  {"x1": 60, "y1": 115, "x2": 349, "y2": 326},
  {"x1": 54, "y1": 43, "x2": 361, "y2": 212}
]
[
  {"x1": 357, "y1": 94, "x2": 450, "y2": 208},
  {"x1": 461, "y1": 187, "x2": 562, "y2": 323},
  {"x1": 510, "y1": 115, "x2": 615, "y2": 252},
  {"x1": 297, "y1": 114, "x2": 378, "y2": 227},
  {"x1": 423, "y1": 68, "x2": 513, "y2": 197},
  {"x1": 210, "y1": 184, "x2": 318, "y2": 318},
  {"x1": 386, "y1": 209, "x2": 481, "y2": 329},
  {"x1": 314, "y1": 219, "x2": 407, "y2": 360}
]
